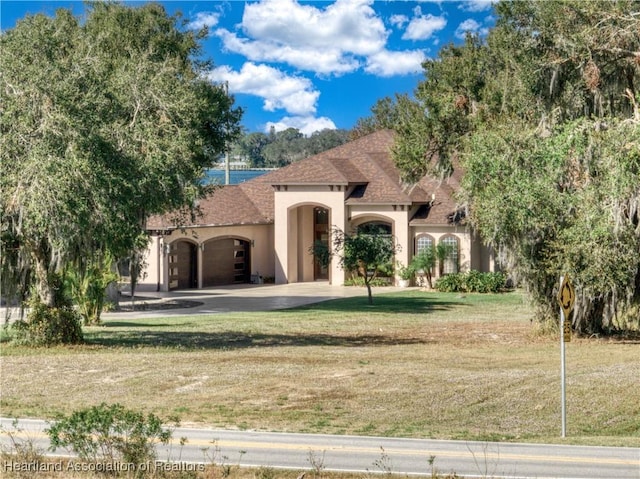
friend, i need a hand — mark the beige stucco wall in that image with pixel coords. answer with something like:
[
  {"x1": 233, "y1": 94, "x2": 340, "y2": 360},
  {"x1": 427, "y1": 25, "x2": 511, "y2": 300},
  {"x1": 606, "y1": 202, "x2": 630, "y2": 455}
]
[
  {"x1": 274, "y1": 185, "x2": 347, "y2": 285},
  {"x1": 140, "y1": 198, "x2": 494, "y2": 291},
  {"x1": 139, "y1": 235, "x2": 164, "y2": 292},
  {"x1": 409, "y1": 224, "x2": 473, "y2": 278},
  {"x1": 139, "y1": 224, "x2": 274, "y2": 291},
  {"x1": 470, "y1": 231, "x2": 495, "y2": 272},
  {"x1": 348, "y1": 204, "x2": 411, "y2": 284}
]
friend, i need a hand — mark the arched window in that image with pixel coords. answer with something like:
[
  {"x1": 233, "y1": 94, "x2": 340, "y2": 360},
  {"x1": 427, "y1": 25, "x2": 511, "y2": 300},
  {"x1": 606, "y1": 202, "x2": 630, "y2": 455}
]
[
  {"x1": 354, "y1": 221, "x2": 393, "y2": 279},
  {"x1": 415, "y1": 234, "x2": 435, "y2": 255},
  {"x1": 357, "y1": 221, "x2": 391, "y2": 235},
  {"x1": 439, "y1": 235, "x2": 459, "y2": 275}
]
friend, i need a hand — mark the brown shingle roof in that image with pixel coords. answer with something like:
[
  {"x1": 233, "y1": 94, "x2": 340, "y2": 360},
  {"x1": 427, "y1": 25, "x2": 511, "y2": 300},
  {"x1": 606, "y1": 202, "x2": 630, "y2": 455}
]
[
  {"x1": 345, "y1": 151, "x2": 412, "y2": 205},
  {"x1": 266, "y1": 156, "x2": 349, "y2": 185},
  {"x1": 145, "y1": 184, "x2": 271, "y2": 229},
  {"x1": 146, "y1": 129, "x2": 462, "y2": 230},
  {"x1": 409, "y1": 175, "x2": 463, "y2": 225}
]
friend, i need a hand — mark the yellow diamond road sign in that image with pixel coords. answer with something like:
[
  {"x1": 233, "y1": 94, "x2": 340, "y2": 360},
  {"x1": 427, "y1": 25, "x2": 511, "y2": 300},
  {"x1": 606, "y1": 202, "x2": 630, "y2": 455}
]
[{"x1": 557, "y1": 275, "x2": 575, "y2": 318}]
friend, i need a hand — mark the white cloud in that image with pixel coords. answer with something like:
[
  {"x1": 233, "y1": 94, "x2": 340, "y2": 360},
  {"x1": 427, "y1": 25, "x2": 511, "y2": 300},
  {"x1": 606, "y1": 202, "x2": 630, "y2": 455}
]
[
  {"x1": 188, "y1": 12, "x2": 220, "y2": 31},
  {"x1": 389, "y1": 14, "x2": 409, "y2": 28},
  {"x1": 207, "y1": 63, "x2": 319, "y2": 116},
  {"x1": 266, "y1": 116, "x2": 337, "y2": 136},
  {"x1": 455, "y1": 18, "x2": 489, "y2": 39},
  {"x1": 241, "y1": 0, "x2": 385, "y2": 55},
  {"x1": 458, "y1": 0, "x2": 494, "y2": 12},
  {"x1": 402, "y1": 13, "x2": 447, "y2": 41},
  {"x1": 365, "y1": 49, "x2": 426, "y2": 77},
  {"x1": 214, "y1": 0, "x2": 393, "y2": 76},
  {"x1": 215, "y1": 29, "x2": 359, "y2": 76}
]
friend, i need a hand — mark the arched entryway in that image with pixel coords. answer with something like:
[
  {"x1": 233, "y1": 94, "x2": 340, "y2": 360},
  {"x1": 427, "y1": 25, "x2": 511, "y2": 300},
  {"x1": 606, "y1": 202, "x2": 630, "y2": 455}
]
[
  {"x1": 279, "y1": 203, "x2": 331, "y2": 283},
  {"x1": 202, "y1": 238, "x2": 251, "y2": 287},
  {"x1": 168, "y1": 240, "x2": 198, "y2": 290}
]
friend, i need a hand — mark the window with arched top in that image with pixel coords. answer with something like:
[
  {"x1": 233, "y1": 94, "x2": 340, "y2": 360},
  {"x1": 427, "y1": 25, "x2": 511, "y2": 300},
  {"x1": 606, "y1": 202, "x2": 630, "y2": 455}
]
[
  {"x1": 357, "y1": 221, "x2": 392, "y2": 236},
  {"x1": 415, "y1": 234, "x2": 435, "y2": 255},
  {"x1": 439, "y1": 235, "x2": 459, "y2": 275}
]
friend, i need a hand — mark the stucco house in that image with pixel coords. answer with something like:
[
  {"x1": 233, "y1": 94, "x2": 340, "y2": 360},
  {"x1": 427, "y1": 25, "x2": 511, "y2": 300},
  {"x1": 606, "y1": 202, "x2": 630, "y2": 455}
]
[{"x1": 141, "y1": 130, "x2": 495, "y2": 291}]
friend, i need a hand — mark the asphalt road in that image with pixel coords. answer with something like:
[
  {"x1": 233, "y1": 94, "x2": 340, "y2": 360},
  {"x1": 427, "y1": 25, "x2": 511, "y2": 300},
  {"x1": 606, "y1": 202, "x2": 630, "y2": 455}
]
[{"x1": 1, "y1": 418, "x2": 638, "y2": 478}]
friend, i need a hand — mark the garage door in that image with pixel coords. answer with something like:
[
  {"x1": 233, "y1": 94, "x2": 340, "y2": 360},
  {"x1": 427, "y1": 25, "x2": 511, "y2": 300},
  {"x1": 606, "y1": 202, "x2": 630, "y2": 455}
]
[
  {"x1": 168, "y1": 240, "x2": 197, "y2": 290},
  {"x1": 202, "y1": 238, "x2": 250, "y2": 287}
]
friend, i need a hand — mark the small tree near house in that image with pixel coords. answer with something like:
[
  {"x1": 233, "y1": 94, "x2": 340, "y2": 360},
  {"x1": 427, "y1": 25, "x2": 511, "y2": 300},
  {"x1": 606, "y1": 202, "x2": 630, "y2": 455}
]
[
  {"x1": 410, "y1": 243, "x2": 455, "y2": 289},
  {"x1": 331, "y1": 227, "x2": 400, "y2": 305}
]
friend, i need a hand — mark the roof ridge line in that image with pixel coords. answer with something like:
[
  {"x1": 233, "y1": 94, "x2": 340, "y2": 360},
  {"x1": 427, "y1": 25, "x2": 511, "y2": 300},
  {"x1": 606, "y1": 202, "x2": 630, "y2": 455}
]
[{"x1": 362, "y1": 151, "x2": 411, "y2": 200}]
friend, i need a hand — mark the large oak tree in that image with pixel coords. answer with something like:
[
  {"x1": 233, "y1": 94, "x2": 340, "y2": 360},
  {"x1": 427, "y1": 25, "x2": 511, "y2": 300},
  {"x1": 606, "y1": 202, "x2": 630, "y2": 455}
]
[
  {"x1": 1, "y1": 3, "x2": 241, "y2": 310},
  {"x1": 386, "y1": 0, "x2": 639, "y2": 333}
]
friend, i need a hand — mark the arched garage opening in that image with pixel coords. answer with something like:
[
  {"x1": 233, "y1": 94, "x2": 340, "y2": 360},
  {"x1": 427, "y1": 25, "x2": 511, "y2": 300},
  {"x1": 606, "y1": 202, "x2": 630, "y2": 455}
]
[
  {"x1": 202, "y1": 238, "x2": 251, "y2": 287},
  {"x1": 168, "y1": 240, "x2": 197, "y2": 290}
]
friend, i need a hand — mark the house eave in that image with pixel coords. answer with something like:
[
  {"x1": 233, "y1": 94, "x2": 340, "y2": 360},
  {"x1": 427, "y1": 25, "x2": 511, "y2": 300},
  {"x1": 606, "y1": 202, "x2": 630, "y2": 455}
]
[
  {"x1": 346, "y1": 200, "x2": 413, "y2": 206},
  {"x1": 147, "y1": 220, "x2": 273, "y2": 232},
  {"x1": 272, "y1": 182, "x2": 349, "y2": 187},
  {"x1": 409, "y1": 220, "x2": 467, "y2": 227}
]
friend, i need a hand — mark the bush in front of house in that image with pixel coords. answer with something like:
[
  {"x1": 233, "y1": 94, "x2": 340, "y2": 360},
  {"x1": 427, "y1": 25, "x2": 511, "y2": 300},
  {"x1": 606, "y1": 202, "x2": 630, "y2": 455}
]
[
  {"x1": 435, "y1": 271, "x2": 506, "y2": 293},
  {"x1": 11, "y1": 300, "x2": 83, "y2": 346}
]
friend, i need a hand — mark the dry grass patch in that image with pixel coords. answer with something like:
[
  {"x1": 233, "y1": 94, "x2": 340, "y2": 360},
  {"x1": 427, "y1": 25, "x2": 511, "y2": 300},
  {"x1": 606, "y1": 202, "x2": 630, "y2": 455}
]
[{"x1": 1, "y1": 291, "x2": 638, "y2": 447}]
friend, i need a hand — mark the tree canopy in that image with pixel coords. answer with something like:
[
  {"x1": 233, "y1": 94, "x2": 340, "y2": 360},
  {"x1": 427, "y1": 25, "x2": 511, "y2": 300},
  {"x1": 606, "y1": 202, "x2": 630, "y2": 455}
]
[
  {"x1": 230, "y1": 127, "x2": 350, "y2": 168},
  {"x1": 331, "y1": 227, "x2": 400, "y2": 305},
  {"x1": 1, "y1": 2, "x2": 242, "y2": 309},
  {"x1": 385, "y1": 0, "x2": 640, "y2": 333}
]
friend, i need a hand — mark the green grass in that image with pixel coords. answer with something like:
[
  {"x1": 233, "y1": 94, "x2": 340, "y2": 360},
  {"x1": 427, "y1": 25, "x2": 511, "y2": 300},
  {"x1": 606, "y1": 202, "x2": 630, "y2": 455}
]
[{"x1": 1, "y1": 290, "x2": 638, "y2": 447}]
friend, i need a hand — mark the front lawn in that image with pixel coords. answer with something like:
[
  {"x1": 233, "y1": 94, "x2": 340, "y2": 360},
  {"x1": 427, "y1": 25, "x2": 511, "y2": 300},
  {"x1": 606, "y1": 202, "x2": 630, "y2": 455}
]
[{"x1": 1, "y1": 291, "x2": 638, "y2": 447}]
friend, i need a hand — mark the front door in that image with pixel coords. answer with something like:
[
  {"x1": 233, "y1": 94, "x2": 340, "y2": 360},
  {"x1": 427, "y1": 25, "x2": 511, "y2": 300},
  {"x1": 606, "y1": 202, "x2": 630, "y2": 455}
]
[{"x1": 313, "y1": 207, "x2": 329, "y2": 280}]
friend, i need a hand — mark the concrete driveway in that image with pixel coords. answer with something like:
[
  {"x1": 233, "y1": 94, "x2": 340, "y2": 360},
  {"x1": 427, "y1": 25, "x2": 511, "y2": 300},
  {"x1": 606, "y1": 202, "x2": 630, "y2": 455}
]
[{"x1": 102, "y1": 282, "x2": 406, "y2": 319}]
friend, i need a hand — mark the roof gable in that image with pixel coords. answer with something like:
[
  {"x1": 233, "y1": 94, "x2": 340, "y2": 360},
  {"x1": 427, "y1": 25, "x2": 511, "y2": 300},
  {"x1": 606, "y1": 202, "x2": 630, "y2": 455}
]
[{"x1": 146, "y1": 129, "x2": 463, "y2": 230}]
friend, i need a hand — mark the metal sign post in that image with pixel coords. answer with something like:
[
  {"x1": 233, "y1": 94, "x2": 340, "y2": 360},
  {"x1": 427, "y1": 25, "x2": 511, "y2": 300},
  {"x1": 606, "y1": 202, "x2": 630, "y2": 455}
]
[
  {"x1": 560, "y1": 306, "x2": 567, "y2": 438},
  {"x1": 557, "y1": 274, "x2": 575, "y2": 438}
]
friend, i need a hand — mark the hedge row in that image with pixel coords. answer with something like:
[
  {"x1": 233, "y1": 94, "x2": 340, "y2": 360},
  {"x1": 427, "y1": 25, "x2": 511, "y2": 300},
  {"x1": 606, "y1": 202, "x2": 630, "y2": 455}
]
[{"x1": 434, "y1": 270, "x2": 506, "y2": 293}]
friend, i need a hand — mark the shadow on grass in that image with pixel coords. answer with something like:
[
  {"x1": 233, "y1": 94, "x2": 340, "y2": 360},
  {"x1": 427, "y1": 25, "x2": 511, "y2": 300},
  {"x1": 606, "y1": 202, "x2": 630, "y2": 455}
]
[
  {"x1": 102, "y1": 295, "x2": 465, "y2": 328},
  {"x1": 288, "y1": 292, "x2": 467, "y2": 315},
  {"x1": 85, "y1": 295, "x2": 468, "y2": 350},
  {"x1": 85, "y1": 330, "x2": 435, "y2": 349},
  {"x1": 85, "y1": 294, "x2": 465, "y2": 349}
]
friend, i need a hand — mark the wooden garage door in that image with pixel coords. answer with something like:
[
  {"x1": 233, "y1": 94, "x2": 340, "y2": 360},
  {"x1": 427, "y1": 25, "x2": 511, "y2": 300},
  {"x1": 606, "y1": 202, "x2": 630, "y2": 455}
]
[
  {"x1": 202, "y1": 239, "x2": 250, "y2": 287},
  {"x1": 168, "y1": 241, "x2": 197, "y2": 290}
]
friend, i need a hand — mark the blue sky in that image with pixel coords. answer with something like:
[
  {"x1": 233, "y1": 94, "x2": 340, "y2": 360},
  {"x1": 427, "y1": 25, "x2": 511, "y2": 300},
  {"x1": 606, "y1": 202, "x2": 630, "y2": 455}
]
[{"x1": 1, "y1": 0, "x2": 495, "y2": 135}]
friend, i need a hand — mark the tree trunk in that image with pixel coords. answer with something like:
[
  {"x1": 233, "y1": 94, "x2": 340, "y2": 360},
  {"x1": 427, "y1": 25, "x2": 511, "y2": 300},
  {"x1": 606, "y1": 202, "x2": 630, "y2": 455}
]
[
  {"x1": 32, "y1": 252, "x2": 57, "y2": 307},
  {"x1": 105, "y1": 261, "x2": 120, "y2": 311},
  {"x1": 105, "y1": 282, "x2": 120, "y2": 311}
]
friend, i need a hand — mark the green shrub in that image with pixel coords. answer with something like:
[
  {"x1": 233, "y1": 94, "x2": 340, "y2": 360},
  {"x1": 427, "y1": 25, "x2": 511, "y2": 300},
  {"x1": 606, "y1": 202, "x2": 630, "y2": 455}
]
[
  {"x1": 434, "y1": 273, "x2": 465, "y2": 292},
  {"x1": 396, "y1": 262, "x2": 415, "y2": 280},
  {"x1": 47, "y1": 403, "x2": 173, "y2": 465},
  {"x1": 462, "y1": 269, "x2": 484, "y2": 292},
  {"x1": 12, "y1": 301, "x2": 83, "y2": 346},
  {"x1": 65, "y1": 254, "x2": 119, "y2": 325},
  {"x1": 435, "y1": 271, "x2": 507, "y2": 293},
  {"x1": 484, "y1": 271, "x2": 507, "y2": 293}
]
